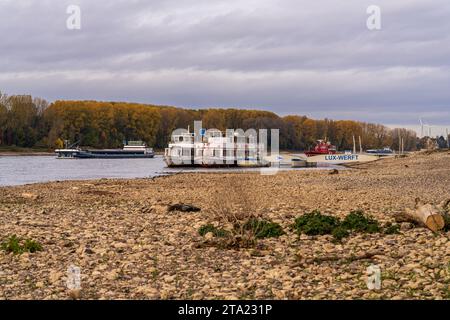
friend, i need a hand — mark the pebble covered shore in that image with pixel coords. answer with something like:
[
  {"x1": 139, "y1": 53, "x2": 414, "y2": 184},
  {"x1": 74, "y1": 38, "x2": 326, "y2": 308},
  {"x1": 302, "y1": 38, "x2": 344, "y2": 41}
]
[{"x1": 0, "y1": 151, "x2": 449, "y2": 300}]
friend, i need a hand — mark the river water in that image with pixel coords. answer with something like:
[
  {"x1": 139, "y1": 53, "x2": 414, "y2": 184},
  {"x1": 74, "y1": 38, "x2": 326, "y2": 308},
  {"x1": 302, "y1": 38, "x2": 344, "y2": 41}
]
[
  {"x1": 0, "y1": 156, "x2": 167, "y2": 186},
  {"x1": 0, "y1": 155, "x2": 340, "y2": 186}
]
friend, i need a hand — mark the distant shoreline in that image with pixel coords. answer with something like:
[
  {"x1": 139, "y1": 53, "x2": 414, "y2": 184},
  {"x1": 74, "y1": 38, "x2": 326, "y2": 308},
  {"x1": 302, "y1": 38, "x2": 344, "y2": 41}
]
[
  {"x1": 0, "y1": 152, "x2": 54, "y2": 157},
  {"x1": 0, "y1": 147, "x2": 54, "y2": 156}
]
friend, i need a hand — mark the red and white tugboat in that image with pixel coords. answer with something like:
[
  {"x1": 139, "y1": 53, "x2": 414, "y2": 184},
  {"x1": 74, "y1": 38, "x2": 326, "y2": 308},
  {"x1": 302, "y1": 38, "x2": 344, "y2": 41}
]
[{"x1": 304, "y1": 140, "x2": 337, "y2": 157}]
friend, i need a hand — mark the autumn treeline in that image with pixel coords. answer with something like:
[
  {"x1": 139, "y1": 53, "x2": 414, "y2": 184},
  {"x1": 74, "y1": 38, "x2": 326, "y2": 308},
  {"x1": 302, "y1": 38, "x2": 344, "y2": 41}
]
[{"x1": 0, "y1": 92, "x2": 419, "y2": 151}]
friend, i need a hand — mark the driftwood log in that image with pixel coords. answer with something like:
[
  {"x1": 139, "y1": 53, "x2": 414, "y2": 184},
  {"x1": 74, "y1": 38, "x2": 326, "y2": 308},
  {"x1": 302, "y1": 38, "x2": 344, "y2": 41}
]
[{"x1": 394, "y1": 198, "x2": 447, "y2": 232}]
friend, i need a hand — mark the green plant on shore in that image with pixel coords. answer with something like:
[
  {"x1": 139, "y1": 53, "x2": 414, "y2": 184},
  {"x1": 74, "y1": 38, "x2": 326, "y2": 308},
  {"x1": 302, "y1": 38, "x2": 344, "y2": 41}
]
[
  {"x1": 341, "y1": 210, "x2": 381, "y2": 233},
  {"x1": 293, "y1": 210, "x2": 340, "y2": 236},
  {"x1": 293, "y1": 210, "x2": 396, "y2": 241},
  {"x1": 198, "y1": 224, "x2": 229, "y2": 238},
  {"x1": 443, "y1": 285, "x2": 450, "y2": 299},
  {"x1": 200, "y1": 219, "x2": 284, "y2": 242},
  {"x1": 23, "y1": 239, "x2": 43, "y2": 253},
  {"x1": 331, "y1": 226, "x2": 350, "y2": 241},
  {"x1": 241, "y1": 219, "x2": 285, "y2": 239},
  {"x1": 151, "y1": 269, "x2": 159, "y2": 279},
  {"x1": 1, "y1": 235, "x2": 42, "y2": 254},
  {"x1": 207, "y1": 178, "x2": 276, "y2": 248},
  {"x1": 443, "y1": 214, "x2": 450, "y2": 232},
  {"x1": 1, "y1": 235, "x2": 21, "y2": 254},
  {"x1": 383, "y1": 222, "x2": 401, "y2": 235}
]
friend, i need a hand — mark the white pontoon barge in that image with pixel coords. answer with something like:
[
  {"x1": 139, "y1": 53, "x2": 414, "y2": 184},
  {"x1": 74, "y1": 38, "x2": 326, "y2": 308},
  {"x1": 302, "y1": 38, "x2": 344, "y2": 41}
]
[{"x1": 164, "y1": 130, "x2": 269, "y2": 167}]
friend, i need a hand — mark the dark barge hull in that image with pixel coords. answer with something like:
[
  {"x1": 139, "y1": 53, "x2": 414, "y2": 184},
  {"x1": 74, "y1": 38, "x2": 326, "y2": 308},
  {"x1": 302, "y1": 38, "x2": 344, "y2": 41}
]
[{"x1": 74, "y1": 151, "x2": 154, "y2": 159}]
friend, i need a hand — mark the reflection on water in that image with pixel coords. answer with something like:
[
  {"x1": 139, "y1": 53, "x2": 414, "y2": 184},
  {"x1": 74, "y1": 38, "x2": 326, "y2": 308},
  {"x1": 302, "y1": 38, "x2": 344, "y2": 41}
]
[{"x1": 0, "y1": 155, "x2": 342, "y2": 186}]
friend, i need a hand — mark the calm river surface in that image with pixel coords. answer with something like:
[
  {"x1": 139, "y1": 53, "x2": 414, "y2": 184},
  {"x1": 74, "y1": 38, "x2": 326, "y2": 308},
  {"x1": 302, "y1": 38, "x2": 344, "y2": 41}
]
[
  {"x1": 0, "y1": 156, "x2": 167, "y2": 186},
  {"x1": 0, "y1": 155, "x2": 341, "y2": 186}
]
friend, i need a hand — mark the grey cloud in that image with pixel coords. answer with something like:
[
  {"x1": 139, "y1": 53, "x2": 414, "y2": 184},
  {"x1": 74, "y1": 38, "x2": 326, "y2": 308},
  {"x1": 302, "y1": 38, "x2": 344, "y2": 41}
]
[{"x1": 0, "y1": 0, "x2": 449, "y2": 133}]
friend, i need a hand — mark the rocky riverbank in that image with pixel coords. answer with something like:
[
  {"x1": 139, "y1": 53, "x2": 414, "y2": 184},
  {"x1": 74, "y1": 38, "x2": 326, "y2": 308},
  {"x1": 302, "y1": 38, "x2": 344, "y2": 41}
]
[{"x1": 0, "y1": 151, "x2": 449, "y2": 300}]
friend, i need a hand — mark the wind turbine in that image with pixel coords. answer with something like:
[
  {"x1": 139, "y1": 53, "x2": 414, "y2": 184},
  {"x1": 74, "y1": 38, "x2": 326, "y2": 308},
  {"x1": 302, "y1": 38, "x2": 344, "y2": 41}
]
[
  {"x1": 419, "y1": 118, "x2": 424, "y2": 137},
  {"x1": 426, "y1": 123, "x2": 438, "y2": 138},
  {"x1": 420, "y1": 118, "x2": 437, "y2": 137}
]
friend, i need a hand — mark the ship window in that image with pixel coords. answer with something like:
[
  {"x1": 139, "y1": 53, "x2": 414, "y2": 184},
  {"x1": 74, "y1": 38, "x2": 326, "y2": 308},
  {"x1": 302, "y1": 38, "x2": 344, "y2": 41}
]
[
  {"x1": 182, "y1": 148, "x2": 191, "y2": 156},
  {"x1": 173, "y1": 148, "x2": 181, "y2": 156}
]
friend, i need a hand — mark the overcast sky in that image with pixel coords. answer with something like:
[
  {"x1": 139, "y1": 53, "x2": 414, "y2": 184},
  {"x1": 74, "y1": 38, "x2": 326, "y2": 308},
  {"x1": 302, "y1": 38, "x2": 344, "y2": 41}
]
[{"x1": 0, "y1": 0, "x2": 449, "y2": 135}]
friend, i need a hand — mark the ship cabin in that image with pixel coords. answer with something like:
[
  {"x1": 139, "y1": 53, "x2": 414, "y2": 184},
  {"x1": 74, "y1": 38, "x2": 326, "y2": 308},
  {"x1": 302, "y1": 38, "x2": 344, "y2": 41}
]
[{"x1": 164, "y1": 130, "x2": 267, "y2": 167}]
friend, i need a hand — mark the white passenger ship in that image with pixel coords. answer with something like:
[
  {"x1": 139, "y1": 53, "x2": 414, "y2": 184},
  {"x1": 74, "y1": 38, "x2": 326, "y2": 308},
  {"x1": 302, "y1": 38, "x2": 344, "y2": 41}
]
[{"x1": 164, "y1": 129, "x2": 270, "y2": 167}]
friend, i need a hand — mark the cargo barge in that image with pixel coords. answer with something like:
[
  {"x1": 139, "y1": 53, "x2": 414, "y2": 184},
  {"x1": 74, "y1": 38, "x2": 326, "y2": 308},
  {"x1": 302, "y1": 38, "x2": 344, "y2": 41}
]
[{"x1": 56, "y1": 141, "x2": 154, "y2": 159}]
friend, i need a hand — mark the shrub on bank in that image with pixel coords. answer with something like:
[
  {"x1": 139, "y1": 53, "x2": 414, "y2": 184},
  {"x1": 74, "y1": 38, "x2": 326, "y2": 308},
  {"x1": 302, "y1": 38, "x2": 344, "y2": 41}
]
[
  {"x1": 331, "y1": 226, "x2": 350, "y2": 241},
  {"x1": 241, "y1": 219, "x2": 285, "y2": 239},
  {"x1": 1, "y1": 235, "x2": 42, "y2": 254},
  {"x1": 199, "y1": 219, "x2": 285, "y2": 249},
  {"x1": 293, "y1": 210, "x2": 340, "y2": 236},
  {"x1": 198, "y1": 224, "x2": 229, "y2": 238},
  {"x1": 341, "y1": 210, "x2": 381, "y2": 233},
  {"x1": 293, "y1": 210, "x2": 398, "y2": 241},
  {"x1": 383, "y1": 222, "x2": 401, "y2": 235}
]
